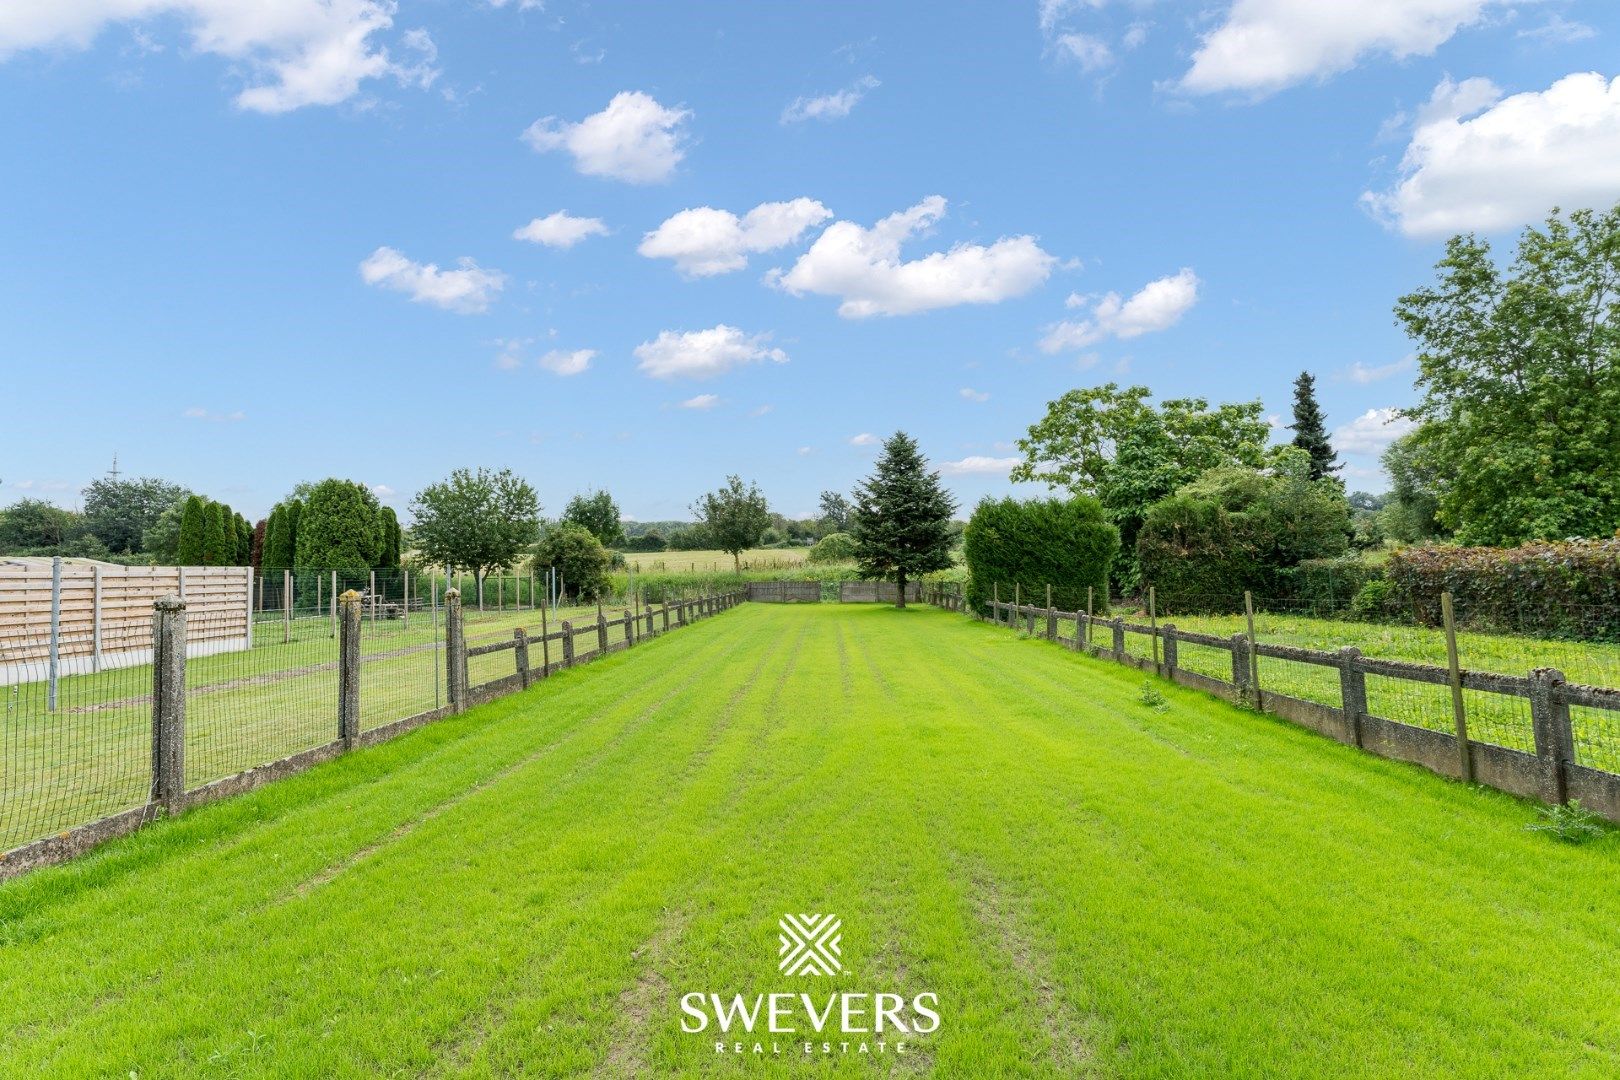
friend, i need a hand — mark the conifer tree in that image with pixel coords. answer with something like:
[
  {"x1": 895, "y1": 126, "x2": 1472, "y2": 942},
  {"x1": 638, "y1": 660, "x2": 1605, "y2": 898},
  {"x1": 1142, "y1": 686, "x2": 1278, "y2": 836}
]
[
  {"x1": 202, "y1": 501, "x2": 228, "y2": 566},
  {"x1": 850, "y1": 431, "x2": 957, "y2": 608},
  {"x1": 1288, "y1": 371, "x2": 1338, "y2": 481},
  {"x1": 175, "y1": 495, "x2": 207, "y2": 565}
]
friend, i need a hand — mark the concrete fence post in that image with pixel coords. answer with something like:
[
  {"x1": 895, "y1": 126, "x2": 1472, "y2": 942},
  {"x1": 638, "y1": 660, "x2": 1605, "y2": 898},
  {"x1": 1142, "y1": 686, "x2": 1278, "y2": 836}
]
[
  {"x1": 1161, "y1": 624, "x2": 1178, "y2": 676},
  {"x1": 623, "y1": 610, "x2": 634, "y2": 647},
  {"x1": 1111, "y1": 618, "x2": 1125, "y2": 661},
  {"x1": 1529, "y1": 668, "x2": 1574, "y2": 804},
  {"x1": 562, "y1": 620, "x2": 575, "y2": 667},
  {"x1": 1337, "y1": 647, "x2": 1366, "y2": 748},
  {"x1": 1230, "y1": 633, "x2": 1252, "y2": 702},
  {"x1": 514, "y1": 627, "x2": 531, "y2": 689},
  {"x1": 1046, "y1": 606, "x2": 1057, "y2": 642},
  {"x1": 338, "y1": 590, "x2": 362, "y2": 749},
  {"x1": 445, "y1": 588, "x2": 468, "y2": 713},
  {"x1": 151, "y1": 595, "x2": 187, "y2": 815}
]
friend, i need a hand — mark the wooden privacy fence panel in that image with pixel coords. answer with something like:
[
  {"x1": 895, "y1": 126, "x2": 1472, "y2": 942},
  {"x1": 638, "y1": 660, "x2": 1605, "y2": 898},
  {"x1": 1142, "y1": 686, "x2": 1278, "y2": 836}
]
[
  {"x1": 0, "y1": 560, "x2": 251, "y2": 684},
  {"x1": 747, "y1": 581, "x2": 821, "y2": 603},
  {"x1": 840, "y1": 581, "x2": 922, "y2": 603},
  {"x1": 961, "y1": 594, "x2": 1620, "y2": 825}
]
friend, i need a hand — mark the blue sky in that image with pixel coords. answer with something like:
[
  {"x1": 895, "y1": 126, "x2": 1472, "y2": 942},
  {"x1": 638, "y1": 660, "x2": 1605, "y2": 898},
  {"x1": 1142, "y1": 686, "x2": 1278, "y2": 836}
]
[{"x1": 3, "y1": 1, "x2": 1618, "y2": 523}]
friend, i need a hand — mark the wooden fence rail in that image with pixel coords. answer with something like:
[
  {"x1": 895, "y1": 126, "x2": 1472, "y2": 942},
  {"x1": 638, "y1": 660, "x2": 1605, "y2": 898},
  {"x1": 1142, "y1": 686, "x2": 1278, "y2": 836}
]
[{"x1": 920, "y1": 583, "x2": 1620, "y2": 824}]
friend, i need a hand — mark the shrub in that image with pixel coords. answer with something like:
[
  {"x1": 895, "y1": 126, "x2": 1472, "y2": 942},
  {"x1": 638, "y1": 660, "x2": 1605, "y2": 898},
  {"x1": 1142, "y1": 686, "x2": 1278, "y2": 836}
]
[
  {"x1": 962, "y1": 496, "x2": 1119, "y2": 616},
  {"x1": 807, "y1": 532, "x2": 858, "y2": 563},
  {"x1": 1136, "y1": 455, "x2": 1350, "y2": 613},
  {"x1": 533, "y1": 523, "x2": 612, "y2": 602},
  {"x1": 1382, "y1": 539, "x2": 1620, "y2": 639},
  {"x1": 1282, "y1": 557, "x2": 1384, "y2": 612},
  {"x1": 1349, "y1": 579, "x2": 1397, "y2": 621}
]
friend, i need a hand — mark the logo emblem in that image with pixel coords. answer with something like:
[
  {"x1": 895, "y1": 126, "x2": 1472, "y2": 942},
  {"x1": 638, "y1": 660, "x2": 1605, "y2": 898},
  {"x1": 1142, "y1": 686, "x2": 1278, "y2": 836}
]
[{"x1": 778, "y1": 913, "x2": 843, "y2": 975}]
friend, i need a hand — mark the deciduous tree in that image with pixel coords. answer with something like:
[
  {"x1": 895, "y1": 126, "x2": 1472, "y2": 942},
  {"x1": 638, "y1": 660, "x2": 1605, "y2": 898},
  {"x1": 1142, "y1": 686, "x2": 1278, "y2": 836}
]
[
  {"x1": 410, "y1": 467, "x2": 540, "y2": 581},
  {"x1": 691, "y1": 476, "x2": 770, "y2": 572},
  {"x1": 1395, "y1": 204, "x2": 1620, "y2": 544}
]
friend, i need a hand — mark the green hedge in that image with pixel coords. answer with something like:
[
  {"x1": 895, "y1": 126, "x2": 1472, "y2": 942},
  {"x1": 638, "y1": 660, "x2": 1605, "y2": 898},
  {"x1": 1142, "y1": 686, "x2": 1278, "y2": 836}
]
[
  {"x1": 1383, "y1": 539, "x2": 1620, "y2": 639},
  {"x1": 1280, "y1": 557, "x2": 1385, "y2": 612},
  {"x1": 962, "y1": 496, "x2": 1118, "y2": 616}
]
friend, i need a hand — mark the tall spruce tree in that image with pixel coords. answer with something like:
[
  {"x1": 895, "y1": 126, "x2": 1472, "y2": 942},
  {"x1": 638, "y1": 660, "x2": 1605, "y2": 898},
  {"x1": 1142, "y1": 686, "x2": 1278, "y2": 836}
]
[
  {"x1": 850, "y1": 431, "x2": 957, "y2": 608},
  {"x1": 175, "y1": 495, "x2": 207, "y2": 565},
  {"x1": 1288, "y1": 371, "x2": 1338, "y2": 481}
]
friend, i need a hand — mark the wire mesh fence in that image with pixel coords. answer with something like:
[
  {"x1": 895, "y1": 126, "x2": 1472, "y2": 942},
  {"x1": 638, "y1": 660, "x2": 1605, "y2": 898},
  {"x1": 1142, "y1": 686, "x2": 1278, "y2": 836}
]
[
  {"x1": 0, "y1": 619, "x2": 154, "y2": 853},
  {"x1": 3, "y1": 580, "x2": 741, "y2": 867},
  {"x1": 952, "y1": 577, "x2": 1620, "y2": 796}
]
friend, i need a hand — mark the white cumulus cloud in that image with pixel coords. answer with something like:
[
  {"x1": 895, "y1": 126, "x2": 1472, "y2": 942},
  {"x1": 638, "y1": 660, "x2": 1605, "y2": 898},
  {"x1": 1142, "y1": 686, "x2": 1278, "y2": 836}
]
[
  {"x1": 639, "y1": 198, "x2": 832, "y2": 277},
  {"x1": 770, "y1": 196, "x2": 1055, "y2": 318},
  {"x1": 513, "y1": 211, "x2": 610, "y2": 249},
  {"x1": 359, "y1": 246, "x2": 505, "y2": 314},
  {"x1": 1334, "y1": 408, "x2": 1416, "y2": 455},
  {"x1": 782, "y1": 75, "x2": 880, "y2": 123},
  {"x1": 539, "y1": 348, "x2": 594, "y2": 376},
  {"x1": 522, "y1": 91, "x2": 691, "y2": 184},
  {"x1": 1039, "y1": 268, "x2": 1200, "y2": 353},
  {"x1": 1363, "y1": 72, "x2": 1620, "y2": 237},
  {"x1": 849, "y1": 433, "x2": 879, "y2": 446},
  {"x1": 678, "y1": 394, "x2": 721, "y2": 410},
  {"x1": 634, "y1": 325, "x2": 788, "y2": 380},
  {"x1": 0, "y1": 0, "x2": 443, "y2": 112},
  {"x1": 940, "y1": 455, "x2": 1020, "y2": 476},
  {"x1": 1180, "y1": 0, "x2": 1496, "y2": 98}
]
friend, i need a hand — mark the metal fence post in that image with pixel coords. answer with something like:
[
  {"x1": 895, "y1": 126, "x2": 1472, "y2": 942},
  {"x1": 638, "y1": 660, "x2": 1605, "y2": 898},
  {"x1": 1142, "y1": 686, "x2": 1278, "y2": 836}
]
[
  {"x1": 403, "y1": 569, "x2": 411, "y2": 629},
  {"x1": 151, "y1": 595, "x2": 187, "y2": 814},
  {"x1": 92, "y1": 563, "x2": 104, "y2": 674},
  {"x1": 1529, "y1": 668, "x2": 1574, "y2": 805},
  {"x1": 1148, "y1": 586, "x2": 1160, "y2": 674},
  {"x1": 282, "y1": 568, "x2": 291, "y2": 644},
  {"x1": 1337, "y1": 646, "x2": 1366, "y2": 748},
  {"x1": 514, "y1": 627, "x2": 531, "y2": 689},
  {"x1": 1244, "y1": 591, "x2": 1262, "y2": 709},
  {"x1": 338, "y1": 590, "x2": 362, "y2": 748},
  {"x1": 445, "y1": 588, "x2": 467, "y2": 712},
  {"x1": 369, "y1": 570, "x2": 377, "y2": 630}
]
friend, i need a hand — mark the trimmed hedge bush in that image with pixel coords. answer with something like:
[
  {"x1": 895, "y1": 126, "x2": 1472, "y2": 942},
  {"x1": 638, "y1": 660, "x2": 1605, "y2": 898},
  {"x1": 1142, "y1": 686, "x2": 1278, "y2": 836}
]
[
  {"x1": 1383, "y1": 539, "x2": 1620, "y2": 639},
  {"x1": 962, "y1": 496, "x2": 1118, "y2": 616}
]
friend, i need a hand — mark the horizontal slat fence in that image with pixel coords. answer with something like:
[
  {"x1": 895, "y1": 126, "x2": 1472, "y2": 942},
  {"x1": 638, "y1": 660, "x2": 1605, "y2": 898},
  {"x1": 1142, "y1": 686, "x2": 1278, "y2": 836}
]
[{"x1": 0, "y1": 561, "x2": 250, "y2": 684}]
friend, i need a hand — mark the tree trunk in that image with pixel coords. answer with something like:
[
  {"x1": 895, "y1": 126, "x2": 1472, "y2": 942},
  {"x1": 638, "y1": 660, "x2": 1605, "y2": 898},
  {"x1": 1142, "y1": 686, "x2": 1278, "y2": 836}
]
[
  {"x1": 733, "y1": 550, "x2": 740, "y2": 573},
  {"x1": 895, "y1": 571, "x2": 907, "y2": 609}
]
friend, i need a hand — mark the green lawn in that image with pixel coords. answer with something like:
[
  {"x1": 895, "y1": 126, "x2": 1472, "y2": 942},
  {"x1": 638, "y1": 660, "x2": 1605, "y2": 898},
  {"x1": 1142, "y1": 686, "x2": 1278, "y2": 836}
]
[{"x1": 2, "y1": 604, "x2": 1617, "y2": 1077}]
